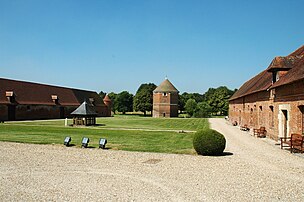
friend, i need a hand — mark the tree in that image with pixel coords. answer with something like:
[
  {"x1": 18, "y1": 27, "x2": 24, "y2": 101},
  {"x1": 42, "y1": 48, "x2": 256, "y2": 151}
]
[
  {"x1": 179, "y1": 92, "x2": 204, "y2": 112},
  {"x1": 178, "y1": 94, "x2": 186, "y2": 112},
  {"x1": 133, "y1": 83, "x2": 157, "y2": 116},
  {"x1": 116, "y1": 91, "x2": 133, "y2": 114},
  {"x1": 194, "y1": 101, "x2": 212, "y2": 118},
  {"x1": 185, "y1": 98, "x2": 197, "y2": 117},
  {"x1": 203, "y1": 86, "x2": 235, "y2": 115},
  {"x1": 98, "y1": 90, "x2": 106, "y2": 99}
]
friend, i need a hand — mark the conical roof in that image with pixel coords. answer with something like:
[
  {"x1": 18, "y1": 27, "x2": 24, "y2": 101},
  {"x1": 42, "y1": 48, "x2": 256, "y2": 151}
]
[
  {"x1": 71, "y1": 101, "x2": 97, "y2": 116},
  {"x1": 153, "y1": 79, "x2": 179, "y2": 93},
  {"x1": 103, "y1": 94, "x2": 111, "y2": 102}
]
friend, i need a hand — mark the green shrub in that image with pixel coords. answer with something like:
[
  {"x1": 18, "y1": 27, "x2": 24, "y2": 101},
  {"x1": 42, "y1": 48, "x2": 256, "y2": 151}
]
[{"x1": 193, "y1": 129, "x2": 226, "y2": 156}]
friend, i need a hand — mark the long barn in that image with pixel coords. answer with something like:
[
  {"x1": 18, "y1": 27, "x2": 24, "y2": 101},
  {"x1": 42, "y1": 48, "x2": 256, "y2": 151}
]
[
  {"x1": 0, "y1": 78, "x2": 111, "y2": 121},
  {"x1": 229, "y1": 45, "x2": 304, "y2": 141}
]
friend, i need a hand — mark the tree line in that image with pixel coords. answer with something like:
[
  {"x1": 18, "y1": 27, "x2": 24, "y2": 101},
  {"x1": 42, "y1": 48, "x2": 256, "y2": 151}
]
[{"x1": 99, "y1": 84, "x2": 236, "y2": 117}]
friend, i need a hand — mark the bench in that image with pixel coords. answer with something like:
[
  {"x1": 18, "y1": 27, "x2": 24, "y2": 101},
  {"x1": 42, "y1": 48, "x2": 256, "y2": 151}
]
[
  {"x1": 240, "y1": 124, "x2": 250, "y2": 131},
  {"x1": 253, "y1": 127, "x2": 267, "y2": 138},
  {"x1": 280, "y1": 134, "x2": 304, "y2": 153}
]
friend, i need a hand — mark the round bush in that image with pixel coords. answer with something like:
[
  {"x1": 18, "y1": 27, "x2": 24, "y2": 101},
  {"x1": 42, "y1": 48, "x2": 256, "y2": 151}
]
[{"x1": 193, "y1": 129, "x2": 226, "y2": 156}]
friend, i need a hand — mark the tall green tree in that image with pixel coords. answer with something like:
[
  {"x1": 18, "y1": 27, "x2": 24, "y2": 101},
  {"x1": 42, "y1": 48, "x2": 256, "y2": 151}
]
[
  {"x1": 203, "y1": 86, "x2": 235, "y2": 115},
  {"x1": 133, "y1": 83, "x2": 156, "y2": 116},
  {"x1": 179, "y1": 92, "x2": 204, "y2": 112},
  {"x1": 185, "y1": 98, "x2": 197, "y2": 117},
  {"x1": 194, "y1": 101, "x2": 212, "y2": 118},
  {"x1": 116, "y1": 91, "x2": 133, "y2": 114}
]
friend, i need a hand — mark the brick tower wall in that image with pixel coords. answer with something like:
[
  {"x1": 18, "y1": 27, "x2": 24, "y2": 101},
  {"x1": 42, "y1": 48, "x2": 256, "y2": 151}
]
[{"x1": 153, "y1": 92, "x2": 178, "y2": 118}]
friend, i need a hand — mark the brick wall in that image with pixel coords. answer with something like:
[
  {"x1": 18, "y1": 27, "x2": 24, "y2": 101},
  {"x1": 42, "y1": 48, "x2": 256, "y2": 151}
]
[
  {"x1": 0, "y1": 103, "x2": 111, "y2": 121},
  {"x1": 153, "y1": 92, "x2": 178, "y2": 117},
  {"x1": 229, "y1": 79, "x2": 304, "y2": 140}
]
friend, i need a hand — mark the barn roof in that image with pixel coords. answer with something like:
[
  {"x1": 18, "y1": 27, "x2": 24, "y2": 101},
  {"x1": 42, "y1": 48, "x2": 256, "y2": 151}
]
[
  {"x1": 270, "y1": 47, "x2": 304, "y2": 89},
  {"x1": 71, "y1": 101, "x2": 97, "y2": 116},
  {"x1": 230, "y1": 45, "x2": 304, "y2": 101},
  {"x1": 0, "y1": 78, "x2": 104, "y2": 106},
  {"x1": 153, "y1": 79, "x2": 179, "y2": 93},
  {"x1": 229, "y1": 70, "x2": 272, "y2": 100}
]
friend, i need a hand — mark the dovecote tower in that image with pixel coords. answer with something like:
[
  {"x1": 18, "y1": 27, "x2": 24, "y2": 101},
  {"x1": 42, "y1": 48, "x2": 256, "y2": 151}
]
[{"x1": 153, "y1": 78, "x2": 179, "y2": 118}]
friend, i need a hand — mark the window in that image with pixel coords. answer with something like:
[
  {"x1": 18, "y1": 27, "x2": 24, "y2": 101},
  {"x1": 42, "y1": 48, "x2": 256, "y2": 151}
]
[
  {"x1": 269, "y1": 106, "x2": 274, "y2": 128},
  {"x1": 163, "y1": 92, "x2": 167, "y2": 97},
  {"x1": 299, "y1": 106, "x2": 304, "y2": 134},
  {"x1": 276, "y1": 72, "x2": 280, "y2": 81},
  {"x1": 259, "y1": 106, "x2": 263, "y2": 125}
]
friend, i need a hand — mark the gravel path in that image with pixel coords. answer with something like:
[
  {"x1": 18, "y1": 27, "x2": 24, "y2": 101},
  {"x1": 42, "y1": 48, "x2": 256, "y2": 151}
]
[{"x1": 1, "y1": 118, "x2": 304, "y2": 201}]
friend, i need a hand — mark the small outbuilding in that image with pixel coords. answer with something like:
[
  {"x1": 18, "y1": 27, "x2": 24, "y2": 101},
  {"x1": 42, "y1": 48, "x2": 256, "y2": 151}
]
[
  {"x1": 71, "y1": 101, "x2": 97, "y2": 126},
  {"x1": 153, "y1": 78, "x2": 179, "y2": 118}
]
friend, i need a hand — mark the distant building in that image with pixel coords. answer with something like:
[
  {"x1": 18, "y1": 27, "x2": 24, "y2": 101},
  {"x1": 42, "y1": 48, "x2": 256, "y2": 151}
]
[
  {"x1": 153, "y1": 79, "x2": 179, "y2": 118},
  {"x1": 71, "y1": 101, "x2": 98, "y2": 126},
  {"x1": 0, "y1": 78, "x2": 111, "y2": 121},
  {"x1": 229, "y1": 45, "x2": 304, "y2": 140}
]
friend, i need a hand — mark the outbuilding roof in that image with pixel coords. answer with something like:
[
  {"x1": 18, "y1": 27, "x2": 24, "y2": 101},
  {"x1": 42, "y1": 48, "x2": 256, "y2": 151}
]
[
  {"x1": 270, "y1": 46, "x2": 304, "y2": 89},
  {"x1": 0, "y1": 78, "x2": 104, "y2": 106},
  {"x1": 103, "y1": 94, "x2": 111, "y2": 102},
  {"x1": 153, "y1": 79, "x2": 179, "y2": 93},
  {"x1": 230, "y1": 45, "x2": 304, "y2": 101},
  {"x1": 229, "y1": 70, "x2": 272, "y2": 100},
  {"x1": 71, "y1": 101, "x2": 97, "y2": 116}
]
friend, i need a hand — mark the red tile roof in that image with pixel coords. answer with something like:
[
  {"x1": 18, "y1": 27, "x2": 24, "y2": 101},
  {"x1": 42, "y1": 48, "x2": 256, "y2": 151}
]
[
  {"x1": 0, "y1": 78, "x2": 104, "y2": 106},
  {"x1": 270, "y1": 48, "x2": 304, "y2": 89},
  {"x1": 230, "y1": 45, "x2": 304, "y2": 100},
  {"x1": 229, "y1": 70, "x2": 272, "y2": 100},
  {"x1": 266, "y1": 56, "x2": 294, "y2": 71}
]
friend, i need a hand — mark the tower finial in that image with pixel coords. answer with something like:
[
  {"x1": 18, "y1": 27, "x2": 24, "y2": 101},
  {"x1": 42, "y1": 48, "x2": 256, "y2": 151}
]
[{"x1": 165, "y1": 75, "x2": 168, "y2": 80}]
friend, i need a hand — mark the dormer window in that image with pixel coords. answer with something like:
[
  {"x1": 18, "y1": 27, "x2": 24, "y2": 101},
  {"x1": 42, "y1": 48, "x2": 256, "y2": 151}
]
[
  {"x1": 89, "y1": 98, "x2": 95, "y2": 106},
  {"x1": 6, "y1": 91, "x2": 15, "y2": 103},
  {"x1": 275, "y1": 72, "x2": 280, "y2": 82},
  {"x1": 272, "y1": 71, "x2": 280, "y2": 83},
  {"x1": 51, "y1": 95, "x2": 59, "y2": 104}
]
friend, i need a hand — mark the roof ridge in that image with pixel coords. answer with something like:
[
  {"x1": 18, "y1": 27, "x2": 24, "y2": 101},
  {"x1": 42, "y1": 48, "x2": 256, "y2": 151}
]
[{"x1": 0, "y1": 77, "x2": 96, "y2": 93}]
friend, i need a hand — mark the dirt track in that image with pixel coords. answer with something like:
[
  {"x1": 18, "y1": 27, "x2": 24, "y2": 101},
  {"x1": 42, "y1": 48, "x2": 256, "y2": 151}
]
[{"x1": 0, "y1": 118, "x2": 303, "y2": 201}]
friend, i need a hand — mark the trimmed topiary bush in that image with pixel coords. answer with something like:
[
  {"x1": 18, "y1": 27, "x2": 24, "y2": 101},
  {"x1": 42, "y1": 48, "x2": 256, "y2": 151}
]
[{"x1": 193, "y1": 129, "x2": 226, "y2": 156}]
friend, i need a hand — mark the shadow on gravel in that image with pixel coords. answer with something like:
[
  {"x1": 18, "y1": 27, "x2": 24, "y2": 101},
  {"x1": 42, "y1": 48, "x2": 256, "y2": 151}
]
[
  {"x1": 210, "y1": 152, "x2": 234, "y2": 157},
  {"x1": 64, "y1": 144, "x2": 76, "y2": 147}
]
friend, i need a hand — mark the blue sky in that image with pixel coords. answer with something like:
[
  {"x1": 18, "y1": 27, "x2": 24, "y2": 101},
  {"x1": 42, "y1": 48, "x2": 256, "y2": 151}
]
[{"x1": 0, "y1": 0, "x2": 303, "y2": 94}]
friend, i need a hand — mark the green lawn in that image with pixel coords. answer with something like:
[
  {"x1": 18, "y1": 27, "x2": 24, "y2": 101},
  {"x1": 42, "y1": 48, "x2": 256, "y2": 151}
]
[{"x1": 0, "y1": 116, "x2": 209, "y2": 154}]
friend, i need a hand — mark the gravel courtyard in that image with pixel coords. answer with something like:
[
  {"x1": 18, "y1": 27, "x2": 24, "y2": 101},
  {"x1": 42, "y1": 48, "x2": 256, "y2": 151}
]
[{"x1": 1, "y1": 118, "x2": 303, "y2": 201}]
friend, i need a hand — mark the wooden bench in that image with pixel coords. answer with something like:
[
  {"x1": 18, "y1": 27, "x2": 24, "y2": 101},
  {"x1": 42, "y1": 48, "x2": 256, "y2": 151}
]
[
  {"x1": 240, "y1": 124, "x2": 250, "y2": 131},
  {"x1": 253, "y1": 127, "x2": 267, "y2": 138},
  {"x1": 280, "y1": 134, "x2": 304, "y2": 153}
]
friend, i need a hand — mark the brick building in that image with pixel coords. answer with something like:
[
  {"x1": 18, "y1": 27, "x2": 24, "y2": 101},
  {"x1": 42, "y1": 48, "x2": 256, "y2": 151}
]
[
  {"x1": 153, "y1": 79, "x2": 179, "y2": 118},
  {"x1": 229, "y1": 45, "x2": 304, "y2": 141},
  {"x1": 0, "y1": 78, "x2": 111, "y2": 121}
]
